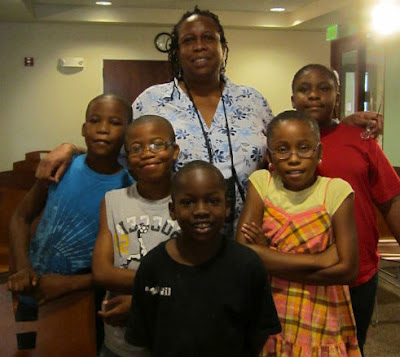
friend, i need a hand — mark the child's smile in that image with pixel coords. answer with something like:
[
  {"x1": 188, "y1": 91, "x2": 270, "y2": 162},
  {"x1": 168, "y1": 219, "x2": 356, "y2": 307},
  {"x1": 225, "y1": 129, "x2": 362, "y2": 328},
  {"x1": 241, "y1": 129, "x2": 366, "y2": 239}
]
[
  {"x1": 169, "y1": 168, "x2": 228, "y2": 242},
  {"x1": 126, "y1": 122, "x2": 179, "y2": 183}
]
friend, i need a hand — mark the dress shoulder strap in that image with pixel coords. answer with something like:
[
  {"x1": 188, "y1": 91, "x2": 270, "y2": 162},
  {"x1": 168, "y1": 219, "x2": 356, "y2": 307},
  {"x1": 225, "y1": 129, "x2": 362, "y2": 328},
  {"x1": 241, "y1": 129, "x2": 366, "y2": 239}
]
[{"x1": 322, "y1": 178, "x2": 333, "y2": 206}]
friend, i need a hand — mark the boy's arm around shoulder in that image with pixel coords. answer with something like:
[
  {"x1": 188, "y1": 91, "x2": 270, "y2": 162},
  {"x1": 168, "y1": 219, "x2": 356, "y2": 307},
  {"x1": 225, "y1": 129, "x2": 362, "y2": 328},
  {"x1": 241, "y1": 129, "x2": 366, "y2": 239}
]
[
  {"x1": 8, "y1": 180, "x2": 49, "y2": 293},
  {"x1": 296, "y1": 193, "x2": 358, "y2": 285},
  {"x1": 36, "y1": 143, "x2": 86, "y2": 183},
  {"x1": 92, "y1": 198, "x2": 136, "y2": 293}
]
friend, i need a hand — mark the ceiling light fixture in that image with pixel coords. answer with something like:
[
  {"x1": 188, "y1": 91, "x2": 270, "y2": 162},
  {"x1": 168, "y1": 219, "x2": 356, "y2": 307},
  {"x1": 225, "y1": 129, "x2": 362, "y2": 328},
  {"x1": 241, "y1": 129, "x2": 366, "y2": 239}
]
[
  {"x1": 270, "y1": 7, "x2": 286, "y2": 12},
  {"x1": 96, "y1": 1, "x2": 112, "y2": 5}
]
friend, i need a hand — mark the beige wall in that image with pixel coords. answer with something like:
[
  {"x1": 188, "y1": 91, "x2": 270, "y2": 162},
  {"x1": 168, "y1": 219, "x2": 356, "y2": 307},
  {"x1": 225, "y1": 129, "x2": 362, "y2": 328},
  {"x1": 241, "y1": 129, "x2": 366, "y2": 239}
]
[{"x1": 0, "y1": 22, "x2": 329, "y2": 172}]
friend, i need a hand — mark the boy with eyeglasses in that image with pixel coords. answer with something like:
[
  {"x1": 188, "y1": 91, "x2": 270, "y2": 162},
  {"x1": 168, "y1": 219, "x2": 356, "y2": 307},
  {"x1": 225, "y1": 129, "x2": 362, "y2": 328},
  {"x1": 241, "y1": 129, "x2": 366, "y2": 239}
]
[{"x1": 92, "y1": 115, "x2": 181, "y2": 357}]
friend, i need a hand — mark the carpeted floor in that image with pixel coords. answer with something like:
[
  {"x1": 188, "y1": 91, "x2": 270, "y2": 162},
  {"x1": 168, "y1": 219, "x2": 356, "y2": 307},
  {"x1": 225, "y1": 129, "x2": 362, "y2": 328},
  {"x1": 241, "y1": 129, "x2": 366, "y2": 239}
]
[{"x1": 364, "y1": 262, "x2": 400, "y2": 357}]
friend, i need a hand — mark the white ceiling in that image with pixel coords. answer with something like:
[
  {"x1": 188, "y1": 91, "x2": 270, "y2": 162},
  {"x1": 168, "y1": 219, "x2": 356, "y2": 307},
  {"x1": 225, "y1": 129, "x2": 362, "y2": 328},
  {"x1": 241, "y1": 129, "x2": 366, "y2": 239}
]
[{"x1": 0, "y1": 0, "x2": 373, "y2": 31}]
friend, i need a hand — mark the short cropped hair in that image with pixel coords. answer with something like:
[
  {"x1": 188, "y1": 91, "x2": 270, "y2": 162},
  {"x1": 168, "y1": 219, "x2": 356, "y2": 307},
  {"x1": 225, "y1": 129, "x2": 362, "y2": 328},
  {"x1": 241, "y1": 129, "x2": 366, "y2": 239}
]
[
  {"x1": 171, "y1": 160, "x2": 226, "y2": 199},
  {"x1": 266, "y1": 110, "x2": 320, "y2": 147},
  {"x1": 86, "y1": 94, "x2": 133, "y2": 124},
  {"x1": 128, "y1": 115, "x2": 175, "y2": 141},
  {"x1": 291, "y1": 64, "x2": 339, "y2": 92}
]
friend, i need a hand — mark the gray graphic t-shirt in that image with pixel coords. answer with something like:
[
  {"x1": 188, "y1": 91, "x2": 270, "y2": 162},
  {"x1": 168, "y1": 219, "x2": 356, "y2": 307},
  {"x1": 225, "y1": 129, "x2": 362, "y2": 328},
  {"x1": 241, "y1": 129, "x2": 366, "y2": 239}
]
[{"x1": 104, "y1": 184, "x2": 179, "y2": 357}]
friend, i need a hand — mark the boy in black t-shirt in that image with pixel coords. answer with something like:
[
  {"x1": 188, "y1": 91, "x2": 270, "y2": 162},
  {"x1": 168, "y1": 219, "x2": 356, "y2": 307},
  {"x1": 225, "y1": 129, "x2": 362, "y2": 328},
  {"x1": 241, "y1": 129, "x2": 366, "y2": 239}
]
[{"x1": 125, "y1": 160, "x2": 281, "y2": 357}]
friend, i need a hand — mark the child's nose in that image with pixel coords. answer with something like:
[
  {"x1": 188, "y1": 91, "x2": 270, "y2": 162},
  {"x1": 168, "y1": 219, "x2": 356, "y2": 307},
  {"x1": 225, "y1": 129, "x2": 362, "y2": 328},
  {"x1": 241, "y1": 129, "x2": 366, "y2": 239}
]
[
  {"x1": 97, "y1": 121, "x2": 110, "y2": 133},
  {"x1": 194, "y1": 201, "x2": 209, "y2": 215},
  {"x1": 140, "y1": 146, "x2": 156, "y2": 158},
  {"x1": 308, "y1": 88, "x2": 320, "y2": 99},
  {"x1": 287, "y1": 152, "x2": 301, "y2": 163}
]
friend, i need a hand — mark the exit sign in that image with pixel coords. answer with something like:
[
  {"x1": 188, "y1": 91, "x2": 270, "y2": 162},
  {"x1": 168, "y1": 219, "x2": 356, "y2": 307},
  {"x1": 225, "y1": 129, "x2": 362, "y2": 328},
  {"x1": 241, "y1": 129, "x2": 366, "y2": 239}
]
[{"x1": 326, "y1": 24, "x2": 338, "y2": 41}]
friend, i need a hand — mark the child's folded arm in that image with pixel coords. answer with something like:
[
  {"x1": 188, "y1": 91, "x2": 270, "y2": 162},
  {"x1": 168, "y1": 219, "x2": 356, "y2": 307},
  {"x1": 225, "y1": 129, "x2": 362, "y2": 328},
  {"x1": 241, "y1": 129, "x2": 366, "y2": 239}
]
[
  {"x1": 237, "y1": 182, "x2": 340, "y2": 274},
  {"x1": 286, "y1": 193, "x2": 358, "y2": 285},
  {"x1": 31, "y1": 273, "x2": 92, "y2": 304},
  {"x1": 245, "y1": 243, "x2": 339, "y2": 278},
  {"x1": 92, "y1": 199, "x2": 136, "y2": 293},
  {"x1": 8, "y1": 180, "x2": 49, "y2": 293}
]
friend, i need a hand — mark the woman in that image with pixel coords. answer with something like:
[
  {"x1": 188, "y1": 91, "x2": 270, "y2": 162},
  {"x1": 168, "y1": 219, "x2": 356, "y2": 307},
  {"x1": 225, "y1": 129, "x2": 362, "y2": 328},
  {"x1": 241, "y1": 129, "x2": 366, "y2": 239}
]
[{"x1": 131, "y1": 7, "x2": 273, "y2": 229}]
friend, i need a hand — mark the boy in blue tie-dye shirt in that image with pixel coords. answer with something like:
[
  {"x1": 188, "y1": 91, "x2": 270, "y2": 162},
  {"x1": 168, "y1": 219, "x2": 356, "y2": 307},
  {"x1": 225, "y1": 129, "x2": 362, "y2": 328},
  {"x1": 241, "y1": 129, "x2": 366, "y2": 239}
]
[{"x1": 8, "y1": 94, "x2": 133, "y2": 305}]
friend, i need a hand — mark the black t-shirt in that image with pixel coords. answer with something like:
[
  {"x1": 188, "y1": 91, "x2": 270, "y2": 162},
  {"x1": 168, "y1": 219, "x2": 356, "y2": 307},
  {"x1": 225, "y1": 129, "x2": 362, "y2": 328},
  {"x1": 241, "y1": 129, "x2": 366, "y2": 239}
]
[{"x1": 125, "y1": 238, "x2": 281, "y2": 357}]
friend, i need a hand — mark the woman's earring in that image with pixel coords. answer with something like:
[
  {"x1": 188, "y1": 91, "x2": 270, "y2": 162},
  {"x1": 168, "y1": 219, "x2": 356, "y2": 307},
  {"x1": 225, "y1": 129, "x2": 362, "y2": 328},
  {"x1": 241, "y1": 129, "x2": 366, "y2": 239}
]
[
  {"x1": 268, "y1": 162, "x2": 274, "y2": 171},
  {"x1": 318, "y1": 159, "x2": 322, "y2": 165}
]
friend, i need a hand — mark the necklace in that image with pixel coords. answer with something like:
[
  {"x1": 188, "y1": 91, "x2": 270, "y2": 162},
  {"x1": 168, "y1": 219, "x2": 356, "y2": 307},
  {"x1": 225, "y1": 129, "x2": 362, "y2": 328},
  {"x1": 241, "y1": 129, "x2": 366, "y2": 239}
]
[{"x1": 182, "y1": 79, "x2": 245, "y2": 202}]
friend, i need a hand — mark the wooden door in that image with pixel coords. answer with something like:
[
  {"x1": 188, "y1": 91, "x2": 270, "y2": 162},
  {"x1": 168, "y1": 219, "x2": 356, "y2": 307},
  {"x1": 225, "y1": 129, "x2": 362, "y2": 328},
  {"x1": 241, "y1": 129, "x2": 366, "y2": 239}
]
[
  {"x1": 103, "y1": 60, "x2": 171, "y2": 105},
  {"x1": 331, "y1": 35, "x2": 366, "y2": 118}
]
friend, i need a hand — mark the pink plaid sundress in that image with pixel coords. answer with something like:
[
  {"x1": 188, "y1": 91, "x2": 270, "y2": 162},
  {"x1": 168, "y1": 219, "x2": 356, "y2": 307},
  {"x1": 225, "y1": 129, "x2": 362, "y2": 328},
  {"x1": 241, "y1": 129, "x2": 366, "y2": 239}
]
[{"x1": 260, "y1": 179, "x2": 361, "y2": 357}]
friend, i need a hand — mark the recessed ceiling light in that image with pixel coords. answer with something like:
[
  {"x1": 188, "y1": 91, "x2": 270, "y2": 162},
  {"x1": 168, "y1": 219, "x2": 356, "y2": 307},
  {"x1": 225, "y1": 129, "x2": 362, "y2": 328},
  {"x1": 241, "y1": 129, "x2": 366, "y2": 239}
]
[
  {"x1": 270, "y1": 7, "x2": 286, "y2": 12},
  {"x1": 96, "y1": 1, "x2": 112, "y2": 5}
]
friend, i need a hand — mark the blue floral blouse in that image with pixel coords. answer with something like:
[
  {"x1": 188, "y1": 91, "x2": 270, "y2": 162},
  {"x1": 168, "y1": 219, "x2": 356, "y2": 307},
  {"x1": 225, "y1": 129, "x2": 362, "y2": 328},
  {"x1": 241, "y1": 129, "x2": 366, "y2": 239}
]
[{"x1": 132, "y1": 76, "x2": 273, "y2": 218}]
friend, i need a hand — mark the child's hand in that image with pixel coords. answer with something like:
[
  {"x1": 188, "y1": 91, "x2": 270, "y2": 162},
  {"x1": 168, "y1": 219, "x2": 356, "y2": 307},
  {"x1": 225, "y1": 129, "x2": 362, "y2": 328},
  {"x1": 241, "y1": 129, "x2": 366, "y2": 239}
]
[
  {"x1": 240, "y1": 222, "x2": 267, "y2": 245},
  {"x1": 7, "y1": 267, "x2": 40, "y2": 293},
  {"x1": 98, "y1": 295, "x2": 132, "y2": 327},
  {"x1": 31, "y1": 274, "x2": 69, "y2": 304}
]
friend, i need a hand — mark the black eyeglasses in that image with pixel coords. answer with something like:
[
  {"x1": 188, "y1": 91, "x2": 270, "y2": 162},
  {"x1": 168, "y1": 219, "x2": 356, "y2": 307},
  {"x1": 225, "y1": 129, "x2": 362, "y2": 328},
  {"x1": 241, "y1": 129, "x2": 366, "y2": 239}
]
[
  {"x1": 268, "y1": 142, "x2": 320, "y2": 161},
  {"x1": 127, "y1": 141, "x2": 174, "y2": 157}
]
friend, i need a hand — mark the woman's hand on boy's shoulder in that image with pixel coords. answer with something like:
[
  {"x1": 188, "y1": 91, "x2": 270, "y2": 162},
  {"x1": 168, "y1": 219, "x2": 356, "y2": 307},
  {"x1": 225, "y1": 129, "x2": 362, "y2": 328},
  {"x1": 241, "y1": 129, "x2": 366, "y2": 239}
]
[
  {"x1": 342, "y1": 111, "x2": 383, "y2": 138},
  {"x1": 36, "y1": 143, "x2": 80, "y2": 183}
]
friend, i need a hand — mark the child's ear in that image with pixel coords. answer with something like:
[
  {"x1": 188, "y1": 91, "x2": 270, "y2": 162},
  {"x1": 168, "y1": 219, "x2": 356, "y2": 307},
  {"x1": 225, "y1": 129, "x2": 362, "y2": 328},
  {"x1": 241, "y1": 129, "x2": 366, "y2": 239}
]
[
  {"x1": 317, "y1": 142, "x2": 323, "y2": 163},
  {"x1": 169, "y1": 201, "x2": 177, "y2": 221},
  {"x1": 81, "y1": 123, "x2": 86, "y2": 137},
  {"x1": 334, "y1": 91, "x2": 340, "y2": 118},
  {"x1": 266, "y1": 150, "x2": 274, "y2": 171},
  {"x1": 291, "y1": 95, "x2": 295, "y2": 109},
  {"x1": 172, "y1": 144, "x2": 180, "y2": 161}
]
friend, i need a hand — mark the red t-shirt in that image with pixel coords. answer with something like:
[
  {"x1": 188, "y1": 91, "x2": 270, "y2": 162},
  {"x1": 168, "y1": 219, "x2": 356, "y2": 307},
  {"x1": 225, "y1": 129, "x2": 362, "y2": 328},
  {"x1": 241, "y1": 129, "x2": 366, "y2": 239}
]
[{"x1": 317, "y1": 123, "x2": 400, "y2": 286}]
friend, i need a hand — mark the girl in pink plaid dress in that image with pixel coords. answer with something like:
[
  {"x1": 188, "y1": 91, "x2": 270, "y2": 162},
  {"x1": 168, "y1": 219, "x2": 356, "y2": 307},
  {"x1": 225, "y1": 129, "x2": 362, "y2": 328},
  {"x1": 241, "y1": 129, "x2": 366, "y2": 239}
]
[{"x1": 237, "y1": 110, "x2": 361, "y2": 357}]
